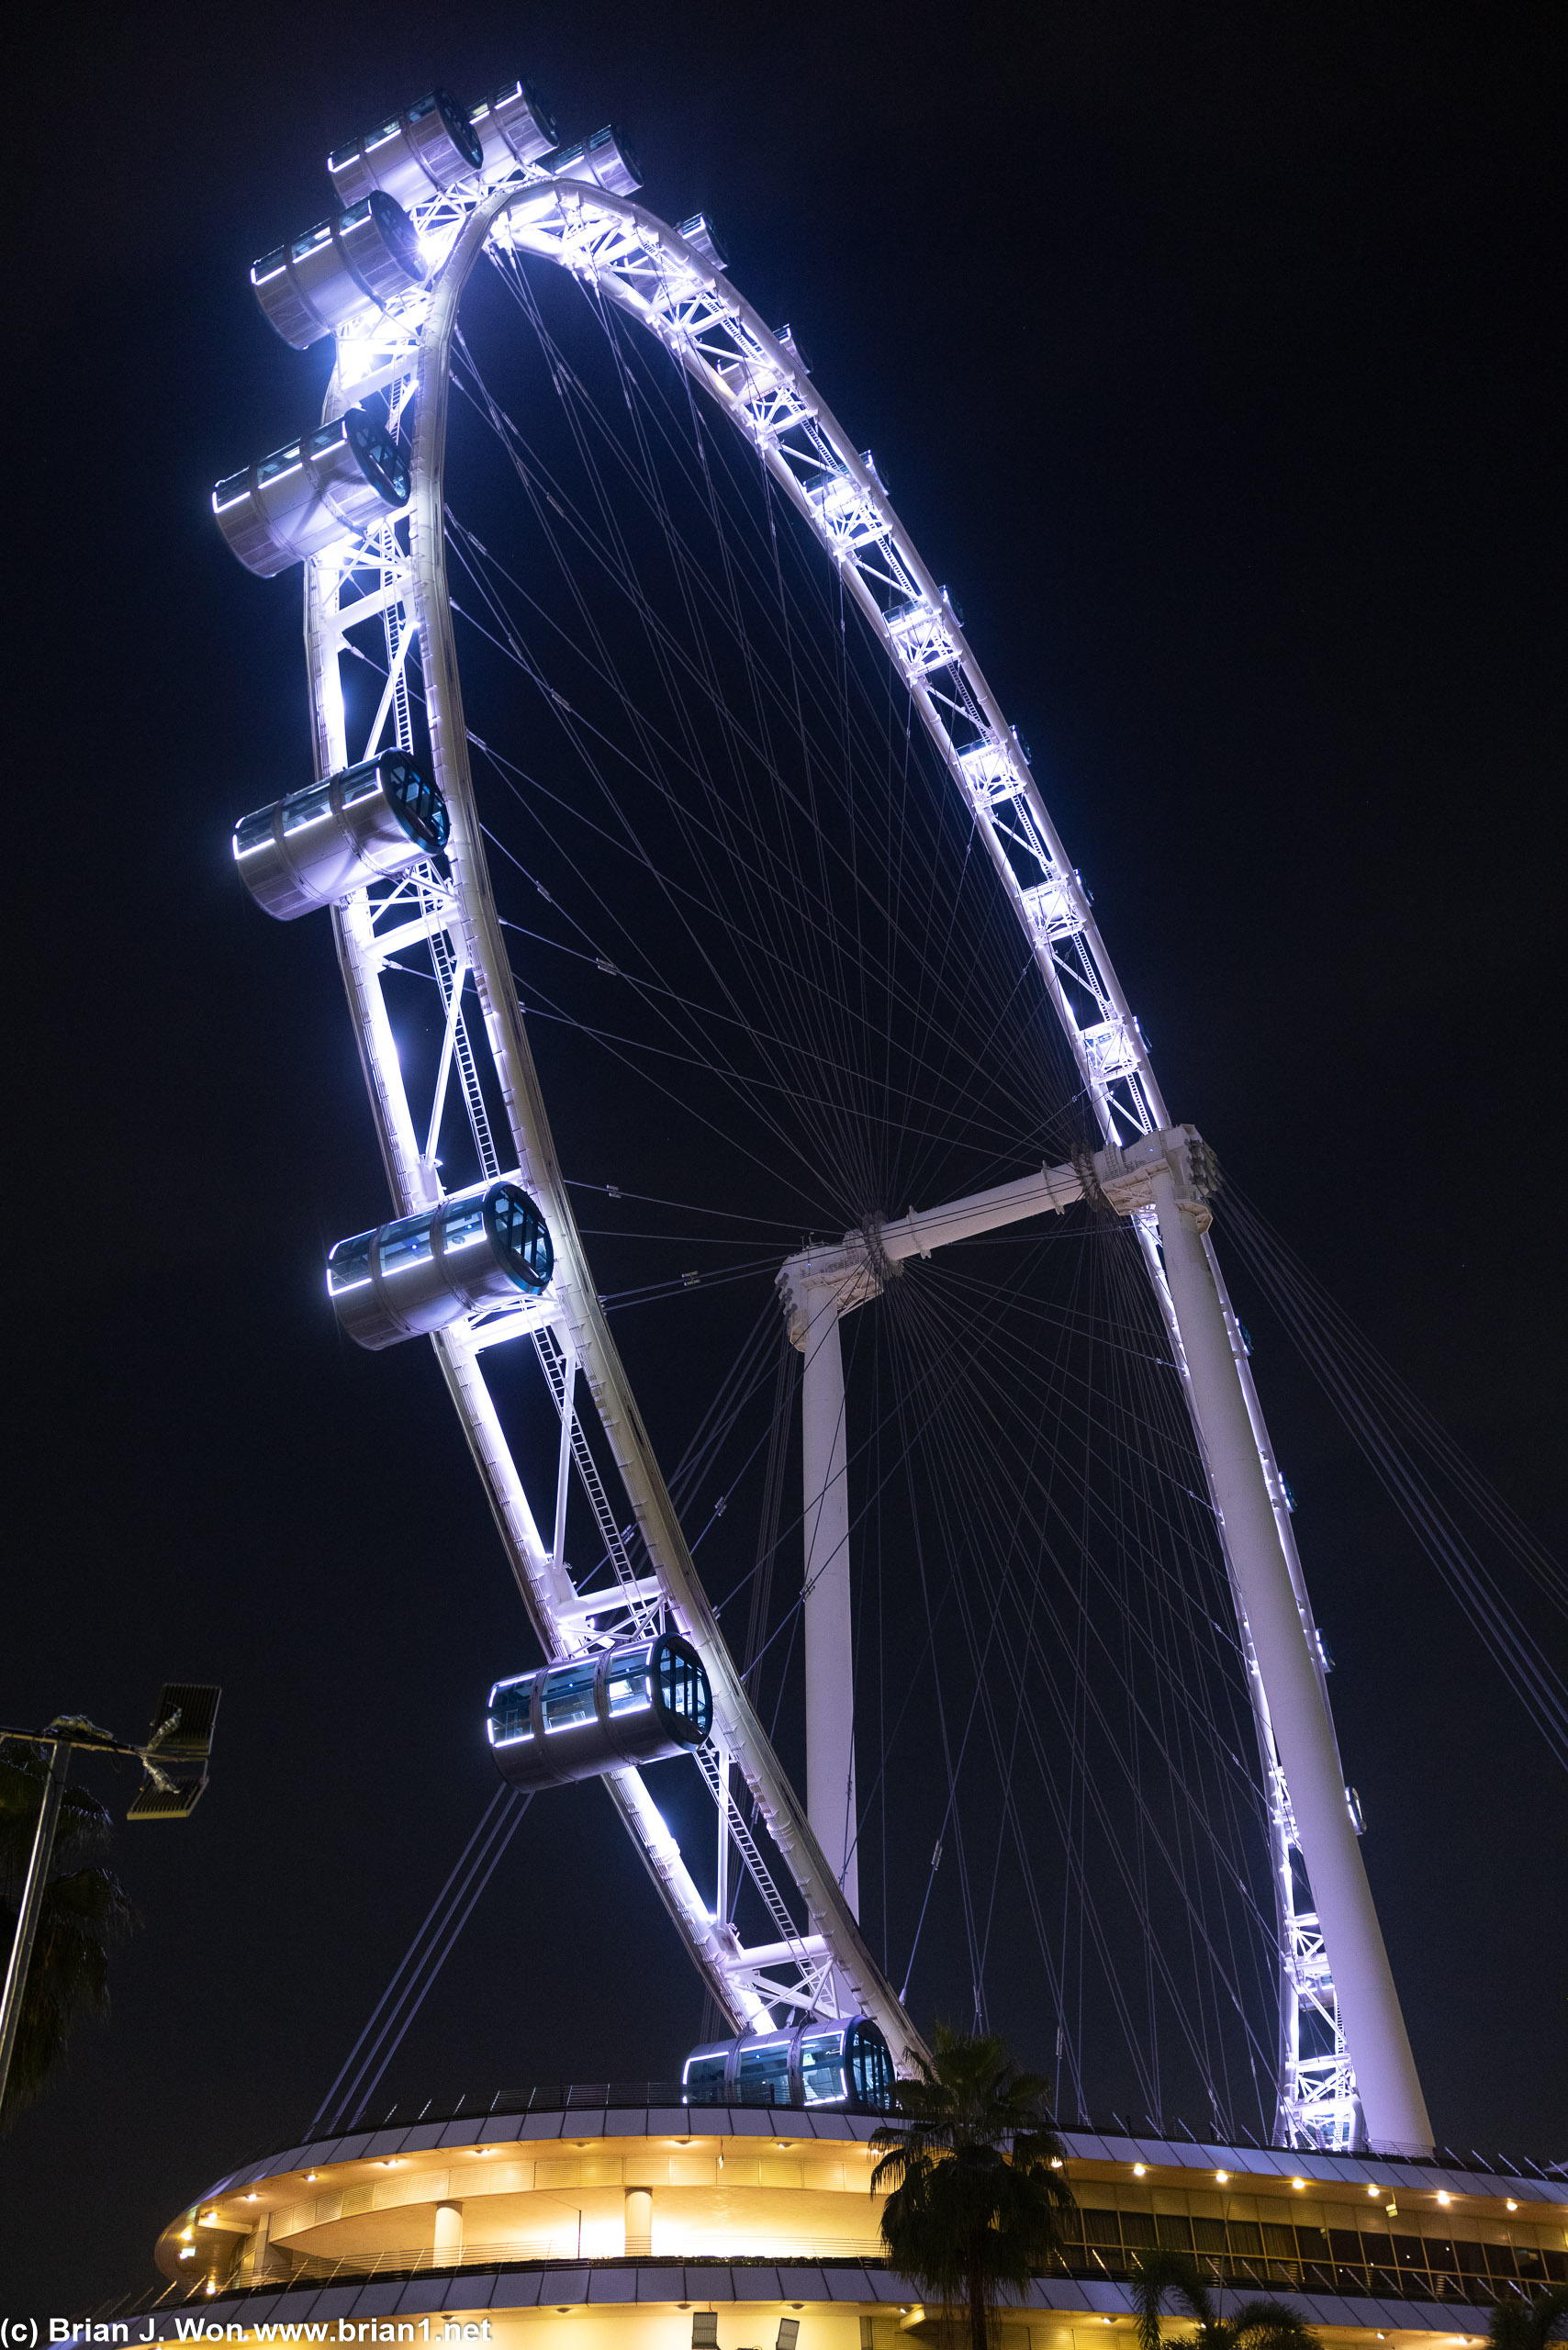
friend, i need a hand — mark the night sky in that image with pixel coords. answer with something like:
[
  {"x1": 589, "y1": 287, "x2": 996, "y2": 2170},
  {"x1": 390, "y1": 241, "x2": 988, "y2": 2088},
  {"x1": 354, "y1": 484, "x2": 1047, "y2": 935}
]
[{"x1": 6, "y1": 0, "x2": 1564, "y2": 2313}]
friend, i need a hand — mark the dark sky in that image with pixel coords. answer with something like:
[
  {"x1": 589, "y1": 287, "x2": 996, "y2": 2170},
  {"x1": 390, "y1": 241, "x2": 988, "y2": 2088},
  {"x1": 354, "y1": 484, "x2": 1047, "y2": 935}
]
[{"x1": 6, "y1": 0, "x2": 1564, "y2": 2314}]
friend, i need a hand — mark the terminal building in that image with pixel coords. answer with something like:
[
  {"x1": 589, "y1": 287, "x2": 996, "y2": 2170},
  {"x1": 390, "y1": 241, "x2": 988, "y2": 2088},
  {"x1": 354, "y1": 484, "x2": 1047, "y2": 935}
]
[{"x1": 137, "y1": 2095, "x2": 1565, "y2": 2347}]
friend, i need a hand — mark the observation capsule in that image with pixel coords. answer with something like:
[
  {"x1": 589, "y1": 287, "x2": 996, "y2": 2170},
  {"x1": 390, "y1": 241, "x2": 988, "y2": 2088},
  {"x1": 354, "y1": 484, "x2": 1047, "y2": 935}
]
[
  {"x1": 211, "y1": 408, "x2": 409, "y2": 578},
  {"x1": 233, "y1": 752, "x2": 447, "y2": 922},
  {"x1": 471, "y1": 80, "x2": 557, "y2": 174},
  {"x1": 251, "y1": 193, "x2": 426, "y2": 350},
  {"x1": 677, "y1": 213, "x2": 728, "y2": 271},
  {"x1": 683, "y1": 2016, "x2": 896, "y2": 2111},
  {"x1": 327, "y1": 1181, "x2": 554, "y2": 1350},
  {"x1": 328, "y1": 89, "x2": 483, "y2": 209},
  {"x1": 547, "y1": 124, "x2": 643, "y2": 196},
  {"x1": 487, "y1": 1636, "x2": 712, "y2": 1789}
]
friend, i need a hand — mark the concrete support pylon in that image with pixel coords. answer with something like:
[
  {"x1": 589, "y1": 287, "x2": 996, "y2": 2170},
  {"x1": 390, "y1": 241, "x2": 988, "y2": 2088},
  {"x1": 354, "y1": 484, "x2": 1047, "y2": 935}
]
[{"x1": 801, "y1": 1286, "x2": 859, "y2": 1921}]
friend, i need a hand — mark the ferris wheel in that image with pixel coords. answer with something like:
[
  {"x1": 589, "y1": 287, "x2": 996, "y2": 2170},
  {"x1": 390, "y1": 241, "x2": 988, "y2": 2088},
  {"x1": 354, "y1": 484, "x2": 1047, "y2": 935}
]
[{"x1": 212, "y1": 81, "x2": 1435, "y2": 2158}]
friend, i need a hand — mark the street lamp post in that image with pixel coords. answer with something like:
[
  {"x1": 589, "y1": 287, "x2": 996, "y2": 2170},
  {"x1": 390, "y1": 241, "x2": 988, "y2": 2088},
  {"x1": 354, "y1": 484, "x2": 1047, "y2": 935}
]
[{"x1": 0, "y1": 1683, "x2": 221, "y2": 2116}]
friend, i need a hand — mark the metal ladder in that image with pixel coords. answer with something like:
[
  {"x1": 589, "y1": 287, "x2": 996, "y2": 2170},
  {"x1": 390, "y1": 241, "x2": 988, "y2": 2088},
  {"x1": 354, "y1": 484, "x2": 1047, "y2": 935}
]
[{"x1": 533, "y1": 1326, "x2": 656, "y2": 1634}]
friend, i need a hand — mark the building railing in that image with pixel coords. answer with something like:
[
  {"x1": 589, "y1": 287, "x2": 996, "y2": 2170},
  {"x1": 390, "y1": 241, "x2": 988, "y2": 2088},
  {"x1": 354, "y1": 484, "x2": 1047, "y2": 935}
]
[
  {"x1": 1057, "y1": 2214, "x2": 1566, "y2": 2301},
  {"x1": 194, "y1": 2239, "x2": 1566, "y2": 2305}
]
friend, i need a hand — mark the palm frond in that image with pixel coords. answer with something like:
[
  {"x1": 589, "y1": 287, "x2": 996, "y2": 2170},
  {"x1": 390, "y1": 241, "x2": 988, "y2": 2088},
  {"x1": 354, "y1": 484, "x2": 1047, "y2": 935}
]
[
  {"x1": 1130, "y1": 2250, "x2": 1218, "y2": 2350},
  {"x1": 1226, "y1": 2300, "x2": 1320, "y2": 2350}
]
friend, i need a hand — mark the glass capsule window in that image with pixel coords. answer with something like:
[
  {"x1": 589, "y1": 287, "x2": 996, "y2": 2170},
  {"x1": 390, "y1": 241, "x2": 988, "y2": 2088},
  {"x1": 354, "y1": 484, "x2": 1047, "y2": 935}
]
[
  {"x1": 735, "y1": 2041, "x2": 791, "y2": 2106},
  {"x1": 440, "y1": 1198, "x2": 487, "y2": 1257},
  {"x1": 377, "y1": 1215, "x2": 434, "y2": 1279},
  {"x1": 233, "y1": 809, "x2": 274, "y2": 856},
  {"x1": 339, "y1": 765, "x2": 383, "y2": 809},
  {"x1": 256, "y1": 445, "x2": 303, "y2": 486},
  {"x1": 373, "y1": 192, "x2": 425, "y2": 280},
  {"x1": 305, "y1": 422, "x2": 344, "y2": 459},
  {"x1": 542, "y1": 1661, "x2": 599, "y2": 1734},
  {"x1": 213, "y1": 471, "x2": 252, "y2": 509},
  {"x1": 385, "y1": 755, "x2": 449, "y2": 850},
  {"x1": 847, "y1": 2019, "x2": 895, "y2": 2109},
  {"x1": 281, "y1": 783, "x2": 332, "y2": 835},
  {"x1": 253, "y1": 247, "x2": 286, "y2": 280},
  {"x1": 485, "y1": 1185, "x2": 554, "y2": 1291},
  {"x1": 656, "y1": 1638, "x2": 712, "y2": 1739},
  {"x1": 683, "y1": 2053, "x2": 727, "y2": 2104},
  {"x1": 291, "y1": 223, "x2": 332, "y2": 261},
  {"x1": 326, "y1": 1233, "x2": 374, "y2": 1294},
  {"x1": 605, "y1": 1647, "x2": 653, "y2": 1717},
  {"x1": 798, "y1": 2029, "x2": 846, "y2": 2105},
  {"x1": 488, "y1": 1679, "x2": 533, "y2": 1745}
]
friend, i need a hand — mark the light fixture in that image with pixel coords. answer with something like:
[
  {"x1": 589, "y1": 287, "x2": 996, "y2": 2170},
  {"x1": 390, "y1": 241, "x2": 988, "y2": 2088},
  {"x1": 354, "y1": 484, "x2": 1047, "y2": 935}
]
[
  {"x1": 306, "y1": 2171, "x2": 318, "y2": 2183},
  {"x1": 1291, "y1": 2178, "x2": 1306, "y2": 2191},
  {"x1": 178, "y1": 2249, "x2": 194, "y2": 2262},
  {"x1": 206, "y1": 2283, "x2": 217, "y2": 2298},
  {"x1": 474, "y1": 2146, "x2": 490, "y2": 2157},
  {"x1": 1438, "y1": 2191, "x2": 1451, "y2": 2206},
  {"x1": 245, "y1": 2192, "x2": 258, "y2": 2202},
  {"x1": 1215, "y1": 2170, "x2": 1229, "y2": 2184},
  {"x1": 1133, "y1": 2163, "x2": 1147, "y2": 2177},
  {"x1": 1050, "y1": 2156, "x2": 1063, "y2": 2169},
  {"x1": 1368, "y1": 2186, "x2": 1381, "y2": 2198},
  {"x1": 1506, "y1": 2199, "x2": 1518, "y2": 2212}
]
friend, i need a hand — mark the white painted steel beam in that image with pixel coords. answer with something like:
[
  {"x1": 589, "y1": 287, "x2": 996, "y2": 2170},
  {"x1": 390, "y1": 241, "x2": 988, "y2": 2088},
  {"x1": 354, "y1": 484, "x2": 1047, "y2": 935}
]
[
  {"x1": 801, "y1": 1291, "x2": 858, "y2": 1920},
  {"x1": 1138, "y1": 1140, "x2": 1432, "y2": 2154}
]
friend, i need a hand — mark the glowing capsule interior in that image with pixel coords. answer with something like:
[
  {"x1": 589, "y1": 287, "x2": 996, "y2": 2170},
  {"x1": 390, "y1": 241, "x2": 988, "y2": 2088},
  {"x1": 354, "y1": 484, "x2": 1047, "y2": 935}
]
[
  {"x1": 487, "y1": 1636, "x2": 712, "y2": 1789},
  {"x1": 470, "y1": 81, "x2": 558, "y2": 176},
  {"x1": 233, "y1": 753, "x2": 447, "y2": 921},
  {"x1": 327, "y1": 1181, "x2": 554, "y2": 1350},
  {"x1": 211, "y1": 408, "x2": 409, "y2": 577},
  {"x1": 328, "y1": 89, "x2": 483, "y2": 210},
  {"x1": 682, "y1": 2017, "x2": 896, "y2": 2110},
  {"x1": 546, "y1": 124, "x2": 642, "y2": 196},
  {"x1": 250, "y1": 192, "x2": 426, "y2": 350}
]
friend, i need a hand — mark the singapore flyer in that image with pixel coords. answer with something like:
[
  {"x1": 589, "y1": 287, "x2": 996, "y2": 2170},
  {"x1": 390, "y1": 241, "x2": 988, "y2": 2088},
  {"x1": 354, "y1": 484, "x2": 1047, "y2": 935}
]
[{"x1": 6, "y1": 6, "x2": 1563, "y2": 2323}]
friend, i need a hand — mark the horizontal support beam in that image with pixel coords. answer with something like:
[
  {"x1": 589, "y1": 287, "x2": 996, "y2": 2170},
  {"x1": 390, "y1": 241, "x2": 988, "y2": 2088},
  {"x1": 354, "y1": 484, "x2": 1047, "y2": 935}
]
[
  {"x1": 554, "y1": 1575, "x2": 665, "y2": 1628},
  {"x1": 332, "y1": 576, "x2": 414, "y2": 636},
  {"x1": 722, "y1": 1932, "x2": 829, "y2": 1975}
]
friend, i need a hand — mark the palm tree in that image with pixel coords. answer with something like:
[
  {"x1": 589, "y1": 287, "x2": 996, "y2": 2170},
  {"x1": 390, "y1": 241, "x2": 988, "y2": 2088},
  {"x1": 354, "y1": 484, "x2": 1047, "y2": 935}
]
[
  {"x1": 0, "y1": 1739, "x2": 139, "y2": 2131},
  {"x1": 1488, "y1": 2285, "x2": 1568, "y2": 2350},
  {"x1": 870, "y1": 2024, "x2": 1076, "y2": 2350},
  {"x1": 1132, "y1": 2248, "x2": 1320, "y2": 2350}
]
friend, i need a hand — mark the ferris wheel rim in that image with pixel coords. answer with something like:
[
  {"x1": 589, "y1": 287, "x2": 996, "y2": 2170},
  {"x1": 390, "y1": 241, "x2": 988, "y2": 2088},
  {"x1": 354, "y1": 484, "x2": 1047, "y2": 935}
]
[{"x1": 280, "y1": 153, "x2": 1418, "y2": 2145}]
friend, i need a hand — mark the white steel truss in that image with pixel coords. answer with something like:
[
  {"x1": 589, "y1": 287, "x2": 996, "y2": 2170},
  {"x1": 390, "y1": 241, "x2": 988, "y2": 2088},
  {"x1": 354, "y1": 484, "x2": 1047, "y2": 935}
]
[{"x1": 266, "y1": 142, "x2": 1430, "y2": 2144}]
